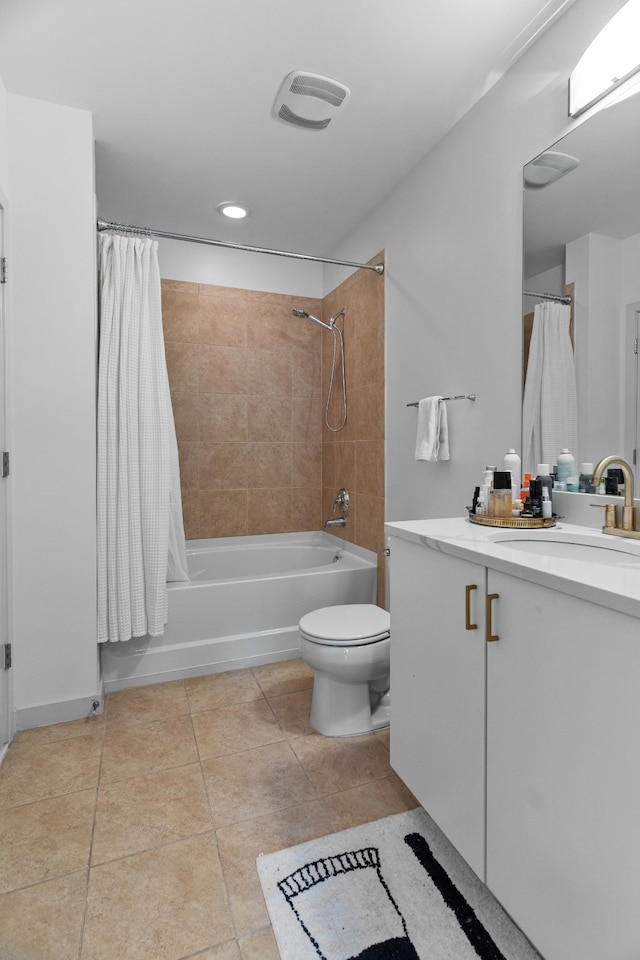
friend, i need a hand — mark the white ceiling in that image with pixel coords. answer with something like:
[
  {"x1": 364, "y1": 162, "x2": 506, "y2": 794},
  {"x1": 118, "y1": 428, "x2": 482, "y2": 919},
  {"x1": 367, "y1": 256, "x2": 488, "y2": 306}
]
[{"x1": 0, "y1": 0, "x2": 576, "y2": 258}]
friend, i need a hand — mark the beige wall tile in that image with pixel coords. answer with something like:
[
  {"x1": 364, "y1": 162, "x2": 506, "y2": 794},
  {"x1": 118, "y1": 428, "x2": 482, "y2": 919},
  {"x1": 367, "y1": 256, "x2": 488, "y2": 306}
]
[
  {"x1": 353, "y1": 382, "x2": 384, "y2": 441},
  {"x1": 178, "y1": 441, "x2": 200, "y2": 490},
  {"x1": 172, "y1": 392, "x2": 201, "y2": 442},
  {"x1": 356, "y1": 440, "x2": 384, "y2": 499},
  {"x1": 199, "y1": 442, "x2": 249, "y2": 491},
  {"x1": 292, "y1": 396, "x2": 322, "y2": 441},
  {"x1": 291, "y1": 344, "x2": 321, "y2": 397},
  {"x1": 200, "y1": 345, "x2": 248, "y2": 395},
  {"x1": 199, "y1": 283, "x2": 248, "y2": 302},
  {"x1": 290, "y1": 486, "x2": 322, "y2": 532},
  {"x1": 246, "y1": 348, "x2": 291, "y2": 397},
  {"x1": 161, "y1": 283, "x2": 200, "y2": 342},
  {"x1": 291, "y1": 441, "x2": 321, "y2": 487},
  {"x1": 247, "y1": 489, "x2": 290, "y2": 535},
  {"x1": 247, "y1": 396, "x2": 292, "y2": 442},
  {"x1": 355, "y1": 493, "x2": 385, "y2": 556},
  {"x1": 247, "y1": 443, "x2": 292, "y2": 488},
  {"x1": 355, "y1": 321, "x2": 384, "y2": 389},
  {"x1": 166, "y1": 341, "x2": 200, "y2": 395},
  {"x1": 334, "y1": 441, "x2": 356, "y2": 492},
  {"x1": 199, "y1": 395, "x2": 248, "y2": 442},
  {"x1": 198, "y1": 296, "x2": 247, "y2": 346},
  {"x1": 200, "y1": 490, "x2": 248, "y2": 538}
]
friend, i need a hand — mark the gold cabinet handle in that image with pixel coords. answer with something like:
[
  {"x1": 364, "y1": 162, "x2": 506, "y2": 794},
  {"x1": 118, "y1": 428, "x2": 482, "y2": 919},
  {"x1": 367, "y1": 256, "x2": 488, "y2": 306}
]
[
  {"x1": 465, "y1": 584, "x2": 478, "y2": 630},
  {"x1": 486, "y1": 593, "x2": 499, "y2": 642}
]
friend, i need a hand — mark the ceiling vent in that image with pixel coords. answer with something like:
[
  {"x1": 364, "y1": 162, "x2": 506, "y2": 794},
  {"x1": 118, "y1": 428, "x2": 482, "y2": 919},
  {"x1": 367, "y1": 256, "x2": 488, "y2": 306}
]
[
  {"x1": 524, "y1": 151, "x2": 580, "y2": 188},
  {"x1": 272, "y1": 71, "x2": 350, "y2": 130}
]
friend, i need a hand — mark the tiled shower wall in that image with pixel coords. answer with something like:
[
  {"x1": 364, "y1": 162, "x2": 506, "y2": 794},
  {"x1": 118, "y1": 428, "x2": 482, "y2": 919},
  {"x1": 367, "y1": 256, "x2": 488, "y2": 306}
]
[{"x1": 162, "y1": 259, "x2": 385, "y2": 601}]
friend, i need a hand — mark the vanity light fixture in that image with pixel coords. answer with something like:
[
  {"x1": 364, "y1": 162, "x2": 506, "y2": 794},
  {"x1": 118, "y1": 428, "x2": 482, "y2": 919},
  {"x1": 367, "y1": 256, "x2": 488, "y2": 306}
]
[
  {"x1": 569, "y1": 0, "x2": 640, "y2": 117},
  {"x1": 216, "y1": 201, "x2": 252, "y2": 220}
]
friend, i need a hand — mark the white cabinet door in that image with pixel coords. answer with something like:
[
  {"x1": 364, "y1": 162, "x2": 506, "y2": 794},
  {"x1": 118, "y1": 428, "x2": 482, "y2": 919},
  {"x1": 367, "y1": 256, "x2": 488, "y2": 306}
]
[
  {"x1": 486, "y1": 569, "x2": 640, "y2": 960},
  {"x1": 389, "y1": 536, "x2": 487, "y2": 878}
]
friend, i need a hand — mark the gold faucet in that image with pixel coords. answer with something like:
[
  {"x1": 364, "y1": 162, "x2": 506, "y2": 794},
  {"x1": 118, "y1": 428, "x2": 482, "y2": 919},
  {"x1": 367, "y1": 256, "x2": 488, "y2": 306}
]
[{"x1": 591, "y1": 455, "x2": 638, "y2": 538}]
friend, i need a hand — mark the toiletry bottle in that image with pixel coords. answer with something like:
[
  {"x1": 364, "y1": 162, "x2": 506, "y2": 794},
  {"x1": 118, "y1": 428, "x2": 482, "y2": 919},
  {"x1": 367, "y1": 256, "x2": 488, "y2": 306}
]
[
  {"x1": 557, "y1": 448, "x2": 576, "y2": 485},
  {"x1": 536, "y1": 464, "x2": 553, "y2": 499},
  {"x1": 541, "y1": 489, "x2": 552, "y2": 519},
  {"x1": 521, "y1": 472, "x2": 531, "y2": 501},
  {"x1": 472, "y1": 486, "x2": 480, "y2": 514},
  {"x1": 482, "y1": 466, "x2": 496, "y2": 516},
  {"x1": 579, "y1": 463, "x2": 595, "y2": 494},
  {"x1": 529, "y1": 479, "x2": 543, "y2": 518},
  {"x1": 502, "y1": 449, "x2": 521, "y2": 498},
  {"x1": 492, "y1": 471, "x2": 513, "y2": 519},
  {"x1": 566, "y1": 476, "x2": 579, "y2": 492},
  {"x1": 512, "y1": 498, "x2": 523, "y2": 517}
]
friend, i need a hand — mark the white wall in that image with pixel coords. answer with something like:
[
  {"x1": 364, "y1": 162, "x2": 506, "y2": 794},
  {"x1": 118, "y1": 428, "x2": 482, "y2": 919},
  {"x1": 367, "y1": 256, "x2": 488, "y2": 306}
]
[
  {"x1": 158, "y1": 235, "x2": 323, "y2": 296},
  {"x1": 327, "y1": 0, "x2": 628, "y2": 523},
  {"x1": 0, "y1": 74, "x2": 8, "y2": 194},
  {"x1": 566, "y1": 233, "x2": 623, "y2": 464},
  {"x1": 7, "y1": 94, "x2": 99, "y2": 727}
]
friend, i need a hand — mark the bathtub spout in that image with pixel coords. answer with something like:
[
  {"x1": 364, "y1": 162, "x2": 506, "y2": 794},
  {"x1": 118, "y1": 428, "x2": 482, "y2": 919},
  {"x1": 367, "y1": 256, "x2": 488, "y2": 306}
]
[{"x1": 325, "y1": 517, "x2": 347, "y2": 528}]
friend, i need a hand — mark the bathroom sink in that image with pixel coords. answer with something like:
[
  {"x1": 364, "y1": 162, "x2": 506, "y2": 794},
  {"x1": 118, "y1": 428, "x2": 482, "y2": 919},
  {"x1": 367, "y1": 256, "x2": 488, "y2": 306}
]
[{"x1": 488, "y1": 531, "x2": 640, "y2": 565}]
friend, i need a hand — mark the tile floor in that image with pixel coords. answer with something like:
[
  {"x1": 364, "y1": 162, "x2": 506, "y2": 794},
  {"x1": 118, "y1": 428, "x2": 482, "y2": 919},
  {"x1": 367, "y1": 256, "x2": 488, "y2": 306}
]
[{"x1": 0, "y1": 659, "x2": 418, "y2": 960}]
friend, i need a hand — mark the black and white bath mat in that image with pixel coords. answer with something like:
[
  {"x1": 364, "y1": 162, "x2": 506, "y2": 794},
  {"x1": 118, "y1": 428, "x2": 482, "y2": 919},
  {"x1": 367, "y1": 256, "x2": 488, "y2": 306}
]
[{"x1": 256, "y1": 808, "x2": 542, "y2": 960}]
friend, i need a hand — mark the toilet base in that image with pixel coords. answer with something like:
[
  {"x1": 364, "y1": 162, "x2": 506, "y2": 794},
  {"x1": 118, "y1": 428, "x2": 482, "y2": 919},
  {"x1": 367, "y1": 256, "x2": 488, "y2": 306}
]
[{"x1": 310, "y1": 672, "x2": 390, "y2": 737}]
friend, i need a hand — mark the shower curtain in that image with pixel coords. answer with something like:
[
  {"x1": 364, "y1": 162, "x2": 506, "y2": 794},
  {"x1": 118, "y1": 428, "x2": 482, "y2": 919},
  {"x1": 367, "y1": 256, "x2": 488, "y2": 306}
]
[
  {"x1": 522, "y1": 300, "x2": 578, "y2": 475},
  {"x1": 97, "y1": 232, "x2": 189, "y2": 644}
]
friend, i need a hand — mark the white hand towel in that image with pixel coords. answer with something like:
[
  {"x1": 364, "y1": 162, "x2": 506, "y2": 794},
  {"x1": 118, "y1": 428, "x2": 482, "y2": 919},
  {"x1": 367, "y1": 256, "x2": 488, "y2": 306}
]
[{"x1": 414, "y1": 396, "x2": 450, "y2": 461}]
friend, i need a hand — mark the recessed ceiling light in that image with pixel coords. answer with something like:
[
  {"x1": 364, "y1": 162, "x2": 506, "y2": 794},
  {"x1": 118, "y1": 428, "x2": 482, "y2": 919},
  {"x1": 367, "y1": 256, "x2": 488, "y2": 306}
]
[{"x1": 216, "y1": 201, "x2": 251, "y2": 220}]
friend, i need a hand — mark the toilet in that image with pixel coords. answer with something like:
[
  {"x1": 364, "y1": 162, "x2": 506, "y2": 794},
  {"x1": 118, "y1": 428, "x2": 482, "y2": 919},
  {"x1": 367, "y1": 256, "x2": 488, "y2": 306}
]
[{"x1": 298, "y1": 603, "x2": 390, "y2": 737}]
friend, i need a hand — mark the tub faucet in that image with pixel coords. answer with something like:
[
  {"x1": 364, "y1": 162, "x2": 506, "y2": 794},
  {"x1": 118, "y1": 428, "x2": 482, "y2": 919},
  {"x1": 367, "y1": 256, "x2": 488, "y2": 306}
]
[
  {"x1": 591, "y1": 455, "x2": 638, "y2": 538},
  {"x1": 325, "y1": 517, "x2": 347, "y2": 528}
]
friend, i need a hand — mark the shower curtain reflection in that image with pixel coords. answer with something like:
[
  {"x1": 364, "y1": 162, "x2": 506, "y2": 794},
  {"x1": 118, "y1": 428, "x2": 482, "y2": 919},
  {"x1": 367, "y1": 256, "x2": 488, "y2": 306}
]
[{"x1": 97, "y1": 233, "x2": 188, "y2": 645}]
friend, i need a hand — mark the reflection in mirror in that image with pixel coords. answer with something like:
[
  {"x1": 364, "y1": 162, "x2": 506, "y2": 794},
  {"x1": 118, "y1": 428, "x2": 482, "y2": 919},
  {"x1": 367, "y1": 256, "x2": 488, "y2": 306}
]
[{"x1": 522, "y1": 92, "x2": 640, "y2": 481}]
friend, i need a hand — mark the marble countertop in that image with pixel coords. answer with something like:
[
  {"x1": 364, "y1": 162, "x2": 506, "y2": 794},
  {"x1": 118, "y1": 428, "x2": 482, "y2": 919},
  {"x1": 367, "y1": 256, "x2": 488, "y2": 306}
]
[{"x1": 385, "y1": 516, "x2": 640, "y2": 619}]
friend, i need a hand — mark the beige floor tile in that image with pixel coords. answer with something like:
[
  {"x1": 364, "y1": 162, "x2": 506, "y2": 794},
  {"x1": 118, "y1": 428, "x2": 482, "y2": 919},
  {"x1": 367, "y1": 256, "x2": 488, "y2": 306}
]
[
  {"x1": 251, "y1": 658, "x2": 314, "y2": 698},
  {"x1": 92, "y1": 763, "x2": 212, "y2": 865},
  {"x1": 105, "y1": 679, "x2": 189, "y2": 726},
  {"x1": 82, "y1": 833, "x2": 234, "y2": 960},
  {"x1": 374, "y1": 726, "x2": 390, "y2": 750},
  {"x1": 216, "y1": 799, "x2": 334, "y2": 935},
  {"x1": 101, "y1": 714, "x2": 198, "y2": 782},
  {"x1": 14, "y1": 713, "x2": 105, "y2": 748},
  {"x1": 266, "y1": 688, "x2": 313, "y2": 739},
  {"x1": 0, "y1": 870, "x2": 87, "y2": 960},
  {"x1": 202, "y1": 741, "x2": 316, "y2": 828},
  {"x1": 185, "y1": 942, "x2": 241, "y2": 960},
  {"x1": 0, "y1": 736, "x2": 102, "y2": 807},
  {"x1": 290, "y1": 731, "x2": 393, "y2": 796},
  {"x1": 192, "y1": 700, "x2": 285, "y2": 760},
  {"x1": 239, "y1": 926, "x2": 280, "y2": 960},
  {"x1": 319, "y1": 773, "x2": 420, "y2": 831},
  {"x1": 0, "y1": 788, "x2": 95, "y2": 894},
  {"x1": 185, "y1": 669, "x2": 265, "y2": 714}
]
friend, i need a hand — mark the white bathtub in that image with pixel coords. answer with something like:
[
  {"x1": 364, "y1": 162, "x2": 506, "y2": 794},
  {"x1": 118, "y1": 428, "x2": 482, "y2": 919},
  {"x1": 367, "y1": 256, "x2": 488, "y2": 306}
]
[{"x1": 100, "y1": 531, "x2": 377, "y2": 691}]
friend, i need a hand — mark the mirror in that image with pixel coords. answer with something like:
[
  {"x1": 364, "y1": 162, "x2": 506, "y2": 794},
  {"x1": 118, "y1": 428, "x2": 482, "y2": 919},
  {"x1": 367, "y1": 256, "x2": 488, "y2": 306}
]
[{"x1": 522, "y1": 91, "x2": 640, "y2": 480}]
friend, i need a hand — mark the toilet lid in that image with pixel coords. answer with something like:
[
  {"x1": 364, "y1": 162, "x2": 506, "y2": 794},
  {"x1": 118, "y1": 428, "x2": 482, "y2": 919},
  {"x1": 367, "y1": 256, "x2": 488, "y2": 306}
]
[{"x1": 299, "y1": 604, "x2": 390, "y2": 646}]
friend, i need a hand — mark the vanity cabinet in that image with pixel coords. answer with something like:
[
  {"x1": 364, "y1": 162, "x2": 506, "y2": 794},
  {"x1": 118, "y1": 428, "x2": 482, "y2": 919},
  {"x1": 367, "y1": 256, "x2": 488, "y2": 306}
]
[
  {"x1": 389, "y1": 531, "x2": 640, "y2": 960},
  {"x1": 389, "y1": 535, "x2": 487, "y2": 878}
]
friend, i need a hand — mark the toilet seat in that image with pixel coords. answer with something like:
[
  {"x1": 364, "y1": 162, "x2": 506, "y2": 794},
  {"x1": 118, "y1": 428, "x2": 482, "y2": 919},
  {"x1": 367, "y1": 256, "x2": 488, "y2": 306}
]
[{"x1": 299, "y1": 604, "x2": 390, "y2": 647}]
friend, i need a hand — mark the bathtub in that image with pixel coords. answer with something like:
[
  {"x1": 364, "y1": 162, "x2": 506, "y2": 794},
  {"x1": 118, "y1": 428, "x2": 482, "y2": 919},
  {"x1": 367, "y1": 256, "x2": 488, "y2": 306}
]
[{"x1": 100, "y1": 531, "x2": 377, "y2": 691}]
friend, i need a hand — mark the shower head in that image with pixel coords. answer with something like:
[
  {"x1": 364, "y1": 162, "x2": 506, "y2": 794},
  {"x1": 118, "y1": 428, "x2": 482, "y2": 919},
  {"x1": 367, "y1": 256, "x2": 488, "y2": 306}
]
[{"x1": 291, "y1": 308, "x2": 334, "y2": 331}]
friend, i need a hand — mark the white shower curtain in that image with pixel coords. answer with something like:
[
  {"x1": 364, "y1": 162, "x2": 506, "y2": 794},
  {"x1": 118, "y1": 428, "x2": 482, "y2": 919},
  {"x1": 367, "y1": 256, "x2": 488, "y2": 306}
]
[
  {"x1": 97, "y1": 233, "x2": 189, "y2": 644},
  {"x1": 522, "y1": 300, "x2": 578, "y2": 475}
]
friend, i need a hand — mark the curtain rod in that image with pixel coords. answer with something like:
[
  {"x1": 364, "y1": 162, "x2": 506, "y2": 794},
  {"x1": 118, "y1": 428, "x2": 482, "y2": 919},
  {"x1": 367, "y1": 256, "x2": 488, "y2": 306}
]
[
  {"x1": 523, "y1": 290, "x2": 571, "y2": 304},
  {"x1": 97, "y1": 218, "x2": 384, "y2": 274}
]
